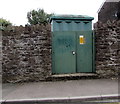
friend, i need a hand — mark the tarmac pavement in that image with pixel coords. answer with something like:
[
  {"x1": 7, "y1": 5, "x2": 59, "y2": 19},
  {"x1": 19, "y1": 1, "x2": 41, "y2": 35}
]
[{"x1": 1, "y1": 79, "x2": 119, "y2": 103}]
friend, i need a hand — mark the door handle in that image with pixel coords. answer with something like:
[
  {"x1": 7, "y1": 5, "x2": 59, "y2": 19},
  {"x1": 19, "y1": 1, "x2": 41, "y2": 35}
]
[{"x1": 72, "y1": 51, "x2": 76, "y2": 55}]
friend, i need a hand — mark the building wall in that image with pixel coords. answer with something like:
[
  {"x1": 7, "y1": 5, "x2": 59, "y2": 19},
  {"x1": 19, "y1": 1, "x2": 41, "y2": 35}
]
[{"x1": 98, "y1": 2, "x2": 119, "y2": 22}]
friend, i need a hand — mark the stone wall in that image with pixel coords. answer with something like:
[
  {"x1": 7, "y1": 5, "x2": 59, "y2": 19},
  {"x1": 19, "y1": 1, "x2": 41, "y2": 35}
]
[
  {"x1": 2, "y1": 24, "x2": 52, "y2": 83},
  {"x1": 0, "y1": 30, "x2": 2, "y2": 82},
  {"x1": 2, "y1": 21, "x2": 119, "y2": 83},
  {"x1": 94, "y1": 20, "x2": 120, "y2": 78}
]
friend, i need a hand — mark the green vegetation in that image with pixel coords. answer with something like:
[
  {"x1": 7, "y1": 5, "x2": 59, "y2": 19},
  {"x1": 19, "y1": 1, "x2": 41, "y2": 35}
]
[
  {"x1": 27, "y1": 9, "x2": 53, "y2": 25},
  {"x1": 0, "y1": 18, "x2": 12, "y2": 30}
]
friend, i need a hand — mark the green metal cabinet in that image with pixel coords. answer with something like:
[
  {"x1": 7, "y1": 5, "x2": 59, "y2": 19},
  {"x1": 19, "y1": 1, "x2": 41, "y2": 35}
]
[{"x1": 50, "y1": 15, "x2": 95, "y2": 74}]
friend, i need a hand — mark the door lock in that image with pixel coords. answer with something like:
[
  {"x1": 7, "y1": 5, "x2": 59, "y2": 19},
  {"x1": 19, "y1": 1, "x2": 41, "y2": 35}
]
[{"x1": 72, "y1": 51, "x2": 76, "y2": 55}]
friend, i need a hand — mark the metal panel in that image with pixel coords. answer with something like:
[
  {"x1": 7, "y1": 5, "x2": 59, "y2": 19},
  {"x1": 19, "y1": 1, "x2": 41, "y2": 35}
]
[
  {"x1": 51, "y1": 20, "x2": 92, "y2": 32},
  {"x1": 50, "y1": 15, "x2": 94, "y2": 22},
  {"x1": 76, "y1": 31, "x2": 93, "y2": 72},
  {"x1": 52, "y1": 31, "x2": 76, "y2": 74},
  {"x1": 92, "y1": 31, "x2": 95, "y2": 73}
]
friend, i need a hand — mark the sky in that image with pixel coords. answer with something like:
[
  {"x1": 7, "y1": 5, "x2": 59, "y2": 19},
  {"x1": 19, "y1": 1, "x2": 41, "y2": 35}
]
[{"x1": 0, "y1": 0, "x2": 105, "y2": 26}]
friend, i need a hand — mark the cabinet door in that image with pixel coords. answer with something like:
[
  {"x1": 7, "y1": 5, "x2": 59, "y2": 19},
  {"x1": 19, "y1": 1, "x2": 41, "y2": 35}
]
[
  {"x1": 52, "y1": 32, "x2": 76, "y2": 74},
  {"x1": 76, "y1": 31, "x2": 93, "y2": 72}
]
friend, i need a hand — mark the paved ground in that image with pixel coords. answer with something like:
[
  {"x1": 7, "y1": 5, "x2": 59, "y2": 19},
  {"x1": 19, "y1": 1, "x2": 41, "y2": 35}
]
[{"x1": 2, "y1": 79, "x2": 119, "y2": 103}]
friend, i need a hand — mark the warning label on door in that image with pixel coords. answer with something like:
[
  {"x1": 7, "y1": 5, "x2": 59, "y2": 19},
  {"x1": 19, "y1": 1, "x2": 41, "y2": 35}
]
[{"x1": 79, "y1": 36, "x2": 85, "y2": 44}]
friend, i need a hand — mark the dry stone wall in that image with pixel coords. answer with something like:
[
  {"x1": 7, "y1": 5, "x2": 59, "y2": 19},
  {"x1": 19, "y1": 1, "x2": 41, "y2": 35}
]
[
  {"x1": 2, "y1": 24, "x2": 52, "y2": 83},
  {"x1": 94, "y1": 20, "x2": 120, "y2": 78}
]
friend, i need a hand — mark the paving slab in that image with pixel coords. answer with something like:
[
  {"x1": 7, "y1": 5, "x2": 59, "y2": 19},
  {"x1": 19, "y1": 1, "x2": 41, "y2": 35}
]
[{"x1": 2, "y1": 79, "x2": 119, "y2": 102}]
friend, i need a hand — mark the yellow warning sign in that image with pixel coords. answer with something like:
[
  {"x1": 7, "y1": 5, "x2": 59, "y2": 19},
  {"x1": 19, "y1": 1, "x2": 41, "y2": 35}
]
[{"x1": 79, "y1": 36, "x2": 85, "y2": 44}]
